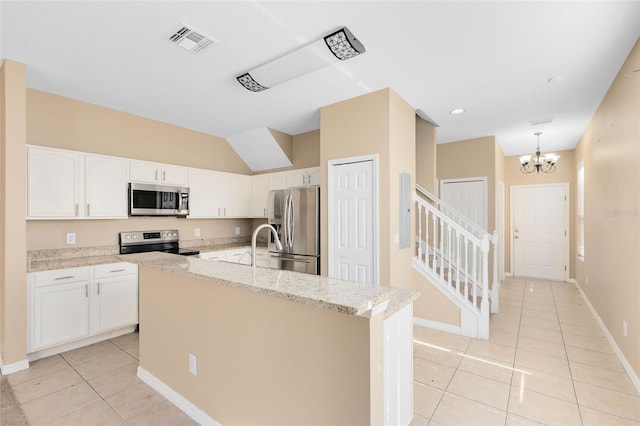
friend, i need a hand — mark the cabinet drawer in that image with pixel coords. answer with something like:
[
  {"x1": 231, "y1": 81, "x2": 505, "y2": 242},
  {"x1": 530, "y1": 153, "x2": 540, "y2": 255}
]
[
  {"x1": 225, "y1": 248, "x2": 251, "y2": 265},
  {"x1": 94, "y1": 262, "x2": 138, "y2": 279},
  {"x1": 199, "y1": 251, "x2": 225, "y2": 261},
  {"x1": 33, "y1": 267, "x2": 91, "y2": 287}
]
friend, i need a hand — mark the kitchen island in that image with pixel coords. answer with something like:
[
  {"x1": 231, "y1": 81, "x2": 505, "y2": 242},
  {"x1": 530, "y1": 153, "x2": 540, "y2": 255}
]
[{"x1": 125, "y1": 251, "x2": 417, "y2": 426}]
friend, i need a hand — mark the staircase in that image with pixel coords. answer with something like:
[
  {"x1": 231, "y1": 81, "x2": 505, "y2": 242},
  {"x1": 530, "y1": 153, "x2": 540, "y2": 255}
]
[{"x1": 413, "y1": 185, "x2": 499, "y2": 339}]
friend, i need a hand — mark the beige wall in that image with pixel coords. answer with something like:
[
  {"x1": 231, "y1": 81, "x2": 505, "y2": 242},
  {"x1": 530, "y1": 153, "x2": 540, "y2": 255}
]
[
  {"x1": 503, "y1": 149, "x2": 576, "y2": 277},
  {"x1": 574, "y1": 38, "x2": 640, "y2": 377},
  {"x1": 26, "y1": 90, "x2": 251, "y2": 174},
  {"x1": 255, "y1": 129, "x2": 321, "y2": 174},
  {"x1": 0, "y1": 59, "x2": 28, "y2": 366},
  {"x1": 268, "y1": 127, "x2": 293, "y2": 164},
  {"x1": 437, "y1": 136, "x2": 497, "y2": 233},
  {"x1": 416, "y1": 117, "x2": 437, "y2": 193},
  {"x1": 320, "y1": 88, "x2": 415, "y2": 288},
  {"x1": 140, "y1": 266, "x2": 383, "y2": 424},
  {"x1": 27, "y1": 218, "x2": 251, "y2": 251}
]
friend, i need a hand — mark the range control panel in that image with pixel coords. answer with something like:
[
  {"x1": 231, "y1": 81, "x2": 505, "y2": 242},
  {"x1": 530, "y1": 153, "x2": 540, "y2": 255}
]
[{"x1": 119, "y1": 229, "x2": 179, "y2": 245}]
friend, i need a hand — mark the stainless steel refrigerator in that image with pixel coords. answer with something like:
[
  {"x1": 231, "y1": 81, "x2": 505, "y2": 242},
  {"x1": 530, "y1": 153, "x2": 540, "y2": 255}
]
[{"x1": 268, "y1": 186, "x2": 320, "y2": 275}]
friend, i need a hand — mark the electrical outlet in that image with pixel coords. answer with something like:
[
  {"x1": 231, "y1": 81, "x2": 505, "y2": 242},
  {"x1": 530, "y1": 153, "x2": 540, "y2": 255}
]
[
  {"x1": 623, "y1": 320, "x2": 628, "y2": 337},
  {"x1": 66, "y1": 233, "x2": 76, "y2": 245},
  {"x1": 189, "y1": 353, "x2": 197, "y2": 375},
  {"x1": 235, "y1": 226, "x2": 241, "y2": 235},
  {"x1": 195, "y1": 228, "x2": 201, "y2": 237}
]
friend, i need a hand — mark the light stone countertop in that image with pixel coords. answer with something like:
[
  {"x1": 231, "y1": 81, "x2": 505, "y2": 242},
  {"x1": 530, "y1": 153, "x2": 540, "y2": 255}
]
[
  {"x1": 27, "y1": 245, "x2": 419, "y2": 318},
  {"x1": 125, "y1": 251, "x2": 403, "y2": 317}
]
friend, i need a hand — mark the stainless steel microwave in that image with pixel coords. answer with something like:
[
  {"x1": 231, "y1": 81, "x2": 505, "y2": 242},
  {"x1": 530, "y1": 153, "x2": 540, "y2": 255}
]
[{"x1": 128, "y1": 182, "x2": 189, "y2": 216}]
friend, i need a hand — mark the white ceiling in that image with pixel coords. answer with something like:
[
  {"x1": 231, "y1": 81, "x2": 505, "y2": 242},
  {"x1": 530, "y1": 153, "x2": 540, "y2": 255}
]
[{"x1": 2, "y1": 1, "x2": 639, "y2": 157}]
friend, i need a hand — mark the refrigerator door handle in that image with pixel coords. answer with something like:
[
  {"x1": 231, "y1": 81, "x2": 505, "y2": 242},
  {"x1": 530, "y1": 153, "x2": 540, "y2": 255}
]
[{"x1": 288, "y1": 194, "x2": 295, "y2": 248}]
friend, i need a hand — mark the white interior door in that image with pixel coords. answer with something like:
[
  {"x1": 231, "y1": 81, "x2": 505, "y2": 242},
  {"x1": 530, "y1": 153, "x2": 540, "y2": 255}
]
[
  {"x1": 440, "y1": 178, "x2": 487, "y2": 231},
  {"x1": 512, "y1": 184, "x2": 568, "y2": 281},
  {"x1": 330, "y1": 159, "x2": 376, "y2": 284}
]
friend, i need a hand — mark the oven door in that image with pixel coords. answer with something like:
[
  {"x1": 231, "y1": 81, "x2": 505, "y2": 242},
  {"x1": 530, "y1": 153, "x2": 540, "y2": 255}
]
[{"x1": 129, "y1": 183, "x2": 189, "y2": 216}]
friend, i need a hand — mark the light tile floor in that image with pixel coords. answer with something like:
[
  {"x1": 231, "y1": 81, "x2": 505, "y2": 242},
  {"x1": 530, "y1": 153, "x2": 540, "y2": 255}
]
[
  {"x1": 7, "y1": 332, "x2": 196, "y2": 426},
  {"x1": 6, "y1": 277, "x2": 640, "y2": 425},
  {"x1": 412, "y1": 277, "x2": 640, "y2": 425}
]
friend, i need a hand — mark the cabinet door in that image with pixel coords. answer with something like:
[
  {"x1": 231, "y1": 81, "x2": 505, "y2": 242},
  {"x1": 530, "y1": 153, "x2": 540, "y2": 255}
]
[
  {"x1": 84, "y1": 154, "x2": 128, "y2": 218},
  {"x1": 161, "y1": 164, "x2": 188, "y2": 186},
  {"x1": 33, "y1": 282, "x2": 90, "y2": 350},
  {"x1": 27, "y1": 146, "x2": 82, "y2": 218},
  {"x1": 285, "y1": 169, "x2": 307, "y2": 188},
  {"x1": 250, "y1": 174, "x2": 269, "y2": 217},
  {"x1": 94, "y1": 275, "x2": 138, "y2": 333},
  {"x1": 307, "y1": 167, "x2": 321, "y2": 186},
  {"x1": 222, "y1": 173, "x2": 250, "y2": 217},
  {"x1": 268, "y1": 172, "x2": 287, "y2": 191},
  {"x1": 188, "y1": 168, "x2": 223, "y2": 218},
  {"x1": 129, "y1": 160, "x2": 160, "y2": 184}
]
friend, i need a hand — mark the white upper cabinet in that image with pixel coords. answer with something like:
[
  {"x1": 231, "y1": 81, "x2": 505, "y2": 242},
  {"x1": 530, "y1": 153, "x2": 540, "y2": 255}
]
[
  {"x1": 28, "y1": 146, "x2": 82, "y2": 218},
  {"x1": 222, "y1": 172, "x2": 251, "y2": 217},
  {"x1": 27, "y1": 146, "x2": 127, "y2": 219},
  {"x1": 285, "y1": 167, "x2": 320, "y2": 188},
  {"x1": 129, "y1": 160, "x2": 188, "y2": 186},
  {"x1": 188, "y1": 168, "x2": 223, "y2": 218},
  {"x1": 188, "y1": 169, "x2": 250, "y2": 218},
  {"x1": 84, "y1": 154, "x2": 128, "y2": 218},
  {"x1": 250, "y1": 174, "x2": 269, "y2": 218},
  {"x1": 268, "y1": 171, "x2": 287, "y2": 191}
]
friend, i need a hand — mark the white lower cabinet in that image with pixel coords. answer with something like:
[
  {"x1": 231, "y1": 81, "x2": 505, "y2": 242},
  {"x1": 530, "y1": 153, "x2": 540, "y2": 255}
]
[
  {"x1": 93, "y1": 263, "x2": 139, "y2": 334},
  {"x1": 33, "y1": 280, "x2": 91, "y2": 351},
  {"x1": 28, "y1": 263, "x2": 138, "y2": 353},
  {"x1": 199, "y1": 247, "x2": 268, "y2": 267}
]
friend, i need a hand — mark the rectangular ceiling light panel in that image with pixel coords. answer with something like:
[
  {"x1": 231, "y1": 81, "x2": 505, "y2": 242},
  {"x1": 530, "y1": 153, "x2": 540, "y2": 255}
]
[{"x1": 237, "y1": 26, "x2": 365, "y2": 92}]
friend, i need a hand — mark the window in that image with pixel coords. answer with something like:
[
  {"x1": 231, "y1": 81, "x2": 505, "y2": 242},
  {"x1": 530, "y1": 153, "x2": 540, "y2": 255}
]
[{"x1": 577, "y1": 163, "x2": 585, "y2": 260}]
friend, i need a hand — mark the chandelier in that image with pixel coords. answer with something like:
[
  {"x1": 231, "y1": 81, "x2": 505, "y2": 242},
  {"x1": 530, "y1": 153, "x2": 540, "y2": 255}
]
[{"x1": 519, "y1": 132, "x2": 559, "y2": 174}]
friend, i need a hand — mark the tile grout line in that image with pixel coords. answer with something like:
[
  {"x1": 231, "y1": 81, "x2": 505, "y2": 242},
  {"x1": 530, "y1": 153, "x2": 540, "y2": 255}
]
[
  {"x1": 551, "y1": 280, "x2": 584, "y2": 426},
  {"x1": 503, "y1": 277, "x2": 527, "y2": 425}
]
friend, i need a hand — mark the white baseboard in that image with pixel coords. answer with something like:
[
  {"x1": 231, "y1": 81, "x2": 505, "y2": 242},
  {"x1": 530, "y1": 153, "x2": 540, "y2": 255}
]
[
  {"x1": 27, "y1": 325, "x2": 136, "y2": 362},
  {"x1": 137, "y1": 366, "x2": 221, "y2": 426},
  {"x1": 573, "y1": 281, "x2": 640, "y2": 395},
  {"x1": 413, "y1": 317, "x2": 461, "y2": 335},
  {"x1": 504, "y1": 272, "x2": 513, "y2": 277},
  {"x1": 0, "y1": 357, "x2": 29, "y2": 375}
]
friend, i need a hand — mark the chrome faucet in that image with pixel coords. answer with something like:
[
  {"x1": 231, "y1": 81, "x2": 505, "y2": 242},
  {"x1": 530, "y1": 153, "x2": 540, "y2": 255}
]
[{"x1": 251, "y1": 224, "x2": 283, "y2": 274}]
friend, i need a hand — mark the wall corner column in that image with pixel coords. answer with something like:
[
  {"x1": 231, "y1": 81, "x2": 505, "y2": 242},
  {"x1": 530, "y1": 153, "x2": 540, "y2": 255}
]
[{"x1": 0, "y1": 59, "x2": 28, "y2": 371}]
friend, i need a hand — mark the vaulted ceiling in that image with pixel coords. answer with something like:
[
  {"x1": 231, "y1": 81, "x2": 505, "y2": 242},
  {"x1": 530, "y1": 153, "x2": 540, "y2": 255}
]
[{"x1": 2, "y1": 1, "x2": 639, "y2": 156}]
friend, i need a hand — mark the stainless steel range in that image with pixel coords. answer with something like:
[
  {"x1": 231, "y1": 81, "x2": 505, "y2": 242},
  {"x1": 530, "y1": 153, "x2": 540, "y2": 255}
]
[{"x1": 119, "y1": 230, "x2": 199, "y2": 256}]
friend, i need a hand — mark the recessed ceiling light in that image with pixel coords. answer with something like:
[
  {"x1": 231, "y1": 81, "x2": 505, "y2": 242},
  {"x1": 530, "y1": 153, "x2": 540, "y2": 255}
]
[{"x1": 450, "y1": 108, "x2": 465, "y2": 115}]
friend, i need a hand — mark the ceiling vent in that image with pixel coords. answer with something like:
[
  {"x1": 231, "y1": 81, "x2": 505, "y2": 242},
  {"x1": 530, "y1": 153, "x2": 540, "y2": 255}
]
[{"x1": 169, "y1": 25, "x2": 217, "y2": 53}]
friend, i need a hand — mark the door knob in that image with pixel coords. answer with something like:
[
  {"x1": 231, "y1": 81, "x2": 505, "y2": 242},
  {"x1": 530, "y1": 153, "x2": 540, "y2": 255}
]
[{"x1": 514, "y1": 236, "x2": 519, "y2": 239}]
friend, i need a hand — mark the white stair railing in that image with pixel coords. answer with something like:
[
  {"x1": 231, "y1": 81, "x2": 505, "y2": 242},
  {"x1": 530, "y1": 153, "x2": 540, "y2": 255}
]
[{"x1": 414, "y1": 187, "x2": 499, "y2": 339}]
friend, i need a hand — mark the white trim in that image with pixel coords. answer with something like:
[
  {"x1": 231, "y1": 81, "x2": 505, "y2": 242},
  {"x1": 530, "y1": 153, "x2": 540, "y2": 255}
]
[
  {"x1": 497, "y1": 180, "x2": 506, "y2": 281},
  {"x1": 510, "y1": 183, "x2": 570, "y2": 281},
  {"x1": 439, "y1": 176, "x2": 488, "y2": 232},
  {"x1": 327, "y1": 154, "x2": 379, "y2": 284},
  {"x1": 362, "y1": 300, "x2": 390, "y2": 318},
  {"x1": 413, "y1": 317, "x2": 461, "y2": 335},
  {"x1": 0, "y1": 358, "x2": 29, "y2": 375},
  {"x1": 27, "y1": 325, "x2": 136, "y2": 362},
  {"x1": 572, "y1": 281, "x2": 640, "y2": 395},
  {"x1": 137, "y1": 366, "x2": 222, "y2": 426}
]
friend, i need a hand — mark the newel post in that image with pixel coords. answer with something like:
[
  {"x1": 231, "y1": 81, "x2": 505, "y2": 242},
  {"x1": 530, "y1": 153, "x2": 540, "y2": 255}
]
[
  {"x1": 491, "y1": 230, "x2": 500, "y2": 314},
  {"x1": 479, "y1": 236, "x2": 490, "y2": 339}
]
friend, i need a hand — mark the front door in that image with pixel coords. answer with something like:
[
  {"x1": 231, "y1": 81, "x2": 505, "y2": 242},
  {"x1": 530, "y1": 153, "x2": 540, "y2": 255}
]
[
  {"x1": 512, "y1": 184, "x2": 568, "y2": 281},
  {"x1": 330, "y1": 159, "x2": 376, "y2": 284}
]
